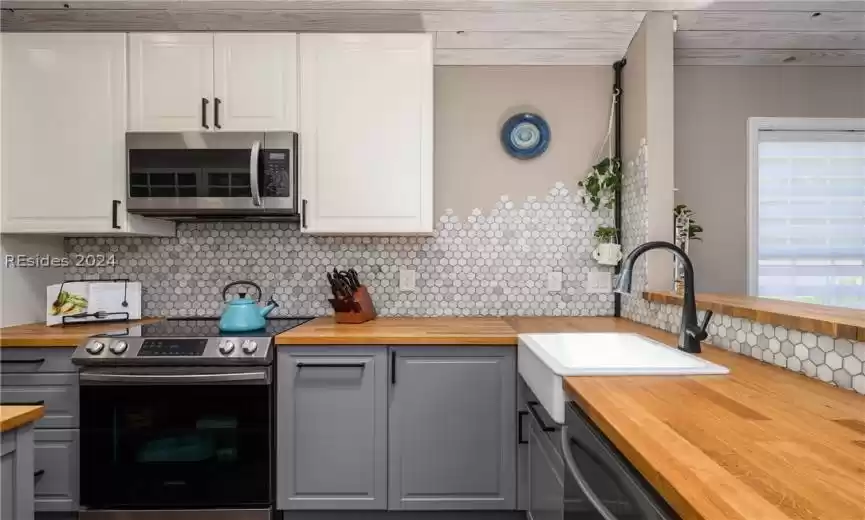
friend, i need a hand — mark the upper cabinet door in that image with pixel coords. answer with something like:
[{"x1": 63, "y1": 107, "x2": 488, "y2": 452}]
[
  {"x1": 214, "y1": 33, "x2": 298, "y2": 132},
  {"x1": 128, "y1": 33, "x2": 214, "y2": 132},
  {"x1": 1, "y1": 33, "x2": 129, "y2": 233},
  {"x1": 299, "y1": 34, "x2": 433, "y2": 234}
]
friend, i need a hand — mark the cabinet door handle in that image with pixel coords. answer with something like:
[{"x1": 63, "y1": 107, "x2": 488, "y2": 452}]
[
  {"x1": 214, "y1": 97, "x2": 222, "y2": 129},
  {"x1": 518, "y1": 410, "x2": 528, "y2": 444},
  {"x1": 301, "y1": 199, "x2": 308, "y2": 229},
  {"x1": 296, "y1": 362, "x2": 366, "y2": 369},
  {"x1": 201, "y1": 98, "x2": 210, "y2": 129},
  {"x1": 34, "y1": 470, "x2": 45, "y2": 479},
  {"x1": 527, "y1": 401, "x2": 557, "y2": 432},
  {"x1": 112, "y1": 200, "x2": 121, "y2": 229},
  {"x1": 0, "y1": 359, "x2": 45, "y2": 365},
  {"x1": 391, "y1": 351, "x2": 396, "y2": 385}
]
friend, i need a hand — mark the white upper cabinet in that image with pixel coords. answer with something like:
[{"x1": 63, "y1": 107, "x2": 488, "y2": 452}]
[
  {"x1": 299, "y1": 34, "x2": 433, "y2": 234},
  {"x1": 129, "y1": 33, "x2": 214, "y2": 132},
  {"x1": 129, "y1": 33, "x2": 298, "y2": 133},
  {"x1": 1, "y1": 33, "x2": 173, "y2": 235},
  {"x1": 214, "y1": 33, "x2": 298, "y2": 132}
]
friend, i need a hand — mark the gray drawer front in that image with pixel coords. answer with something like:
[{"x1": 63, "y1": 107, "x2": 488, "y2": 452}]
[
  {"x1": 34, "y1": 429, "x2": 79, "y2": 512},
  {"x1": 1, "y1": 374, "x2": 78, "y2": 429},
  {"x1": 0, "y1": 349, "x2": 76, "y2": 374},
  {"x1": 521, "y1": 378, "x2": 562, "y2": 461}
]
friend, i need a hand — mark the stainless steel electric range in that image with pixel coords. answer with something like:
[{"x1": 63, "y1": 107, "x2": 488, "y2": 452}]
[{"x1": 71, "y1": 317, "x2": 311, "y2": 520}]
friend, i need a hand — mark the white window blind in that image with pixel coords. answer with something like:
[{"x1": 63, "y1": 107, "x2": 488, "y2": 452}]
[{"x1": 752, "y1": 127, "x2": 865, "y2": 309}]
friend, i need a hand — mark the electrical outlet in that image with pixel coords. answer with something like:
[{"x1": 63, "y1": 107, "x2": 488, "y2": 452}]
[
  {"x1": 547, "y1": 271, "x2": 563, "y2": 292},
  {"x1": 587, "y1": 270, "x2": 612, "y2": 293},
  {"x1": 399, "y1": 269, "x2": 416, "y2": 292}
]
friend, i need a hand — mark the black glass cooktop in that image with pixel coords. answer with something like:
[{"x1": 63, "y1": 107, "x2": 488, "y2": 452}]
[{"x1": 104, "y1": 318, "x2": 313, "y2": 338}]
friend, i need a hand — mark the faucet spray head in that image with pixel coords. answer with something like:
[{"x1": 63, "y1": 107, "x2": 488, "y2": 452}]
[{"x1": 613, "y1": 268, "x2": 633, "y2": 294}]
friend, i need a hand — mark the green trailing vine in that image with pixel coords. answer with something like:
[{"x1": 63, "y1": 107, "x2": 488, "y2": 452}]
[{"x1": 578, "y1": 157, "x2": 622, "y2": 211}]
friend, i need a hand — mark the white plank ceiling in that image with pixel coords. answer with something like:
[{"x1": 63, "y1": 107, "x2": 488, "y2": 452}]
[{"x1": 1, "y1": 0, "x2": 864, "y2": 66}]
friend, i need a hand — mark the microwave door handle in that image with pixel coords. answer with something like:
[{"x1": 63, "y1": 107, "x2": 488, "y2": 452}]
[
  {"x1": 250, "y1": 141, "x2": 262, "y2": 207},
  {"x1": 561, "y1": 426, "x2": 621, "y2": 520}
]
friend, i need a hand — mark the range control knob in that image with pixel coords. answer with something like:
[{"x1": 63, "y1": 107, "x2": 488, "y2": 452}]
[
  {"x1": 85, "y1": 341, "x2": 105, "y2": 355},
  {"x1": 219, "y1": 341, "x2": 235, "y2": 355},
  {"x1": 109, "y1": 341, "x2": 128, "y2": 355},
  {"x1": 241, "y1": 340, "x2": 258, "y2": 354}
]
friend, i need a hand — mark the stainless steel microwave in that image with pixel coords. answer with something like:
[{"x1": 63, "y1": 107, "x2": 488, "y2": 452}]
[{"x1": 126, "y1": 132, "x2": 298, "y2": 220}]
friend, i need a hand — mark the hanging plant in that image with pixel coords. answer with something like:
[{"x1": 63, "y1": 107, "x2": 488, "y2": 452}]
[
  {"x1": 579, "y1": 158, "x2": 622, "y2": 211},
  {"x1": 673, "y1": 204, "x2": 704, "y2": 241},
  {"x1": 579, "y1": 88, "x2": 621, "y2": 212},
  {"x1": 593, "y1": 225, "x2": 618, "y2": 243}
]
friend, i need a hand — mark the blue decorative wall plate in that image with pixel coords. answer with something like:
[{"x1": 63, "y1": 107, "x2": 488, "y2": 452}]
[{"x1": 501, "y1": 113, "x2": 550, "y2": 160}]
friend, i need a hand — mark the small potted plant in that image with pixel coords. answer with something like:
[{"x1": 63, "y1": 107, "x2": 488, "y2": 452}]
[
  {"x1": 578, "y1": 158, "x2": 622, "y2": 212},
  {"x1": 592, "y1": 226, "x2": 622, "y2": 265}
]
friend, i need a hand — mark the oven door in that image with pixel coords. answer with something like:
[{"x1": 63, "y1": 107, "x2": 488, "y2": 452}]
[
  {"x1": 79, "y1": 367, "x2": 272, "y2": 511},
  {"x1": 563, "y1": 403, "x2": 679, "y2": 520}
]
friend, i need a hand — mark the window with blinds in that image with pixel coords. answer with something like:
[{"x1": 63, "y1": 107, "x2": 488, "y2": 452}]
[{"x1": 750, "y1": 124, "x2": 865, "y2": 309}]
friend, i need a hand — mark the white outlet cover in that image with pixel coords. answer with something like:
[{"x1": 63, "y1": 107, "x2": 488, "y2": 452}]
[
  {"x1": 587, "y1": 270, "x2": 612, "y2": 293},
  {"x1": 399, "y1": 269, "x2": 417, "y2": 292},
  {"x1": 547, "y1": 271, "x2": 563, "y2": 292}
]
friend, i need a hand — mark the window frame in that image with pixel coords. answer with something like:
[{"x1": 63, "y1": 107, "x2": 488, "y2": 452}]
[{"x1": 746, "y1": 117, "x2": 865, "y2": 298}]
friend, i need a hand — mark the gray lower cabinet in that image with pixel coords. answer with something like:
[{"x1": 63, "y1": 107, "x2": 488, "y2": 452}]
[
  {"x1": 527, "y1": 416, "x2": 564, "y2": 520},
  {"x1": 1, "y1": 424, "x2": 36, "y2": 520},
  {"x1": 517, "y1": 379, "x2": 531, "y2": 511},
  {"x1": 277, "y1": 348, "x2": 388, "y2": 510},
  {"x1": 388, "y1": 347, "x2": 516, "y2": 511},
  {"x1": 1, "y1": 348, "x2": 79, "y2": 514},
  {"x1": 33, "y1": 429, "x2": 79, "y2": 511}
]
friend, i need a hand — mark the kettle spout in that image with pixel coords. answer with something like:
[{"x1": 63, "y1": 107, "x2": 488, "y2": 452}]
[{"x1": 260, "y1": 298, "x2": 279, "y2": 317}]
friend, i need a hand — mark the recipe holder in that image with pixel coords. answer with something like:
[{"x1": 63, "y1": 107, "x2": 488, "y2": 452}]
[{"x1": 330, "y1": 285, "x2": 377, "y2": 324}]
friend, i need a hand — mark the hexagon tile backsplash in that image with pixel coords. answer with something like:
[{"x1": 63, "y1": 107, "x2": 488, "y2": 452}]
[
  {"x1": 624, "y1": 296, "x2": 865, "y2": 395},
  {"x1": 66, "y1": 182, "x2": 616, "y2": 318}
]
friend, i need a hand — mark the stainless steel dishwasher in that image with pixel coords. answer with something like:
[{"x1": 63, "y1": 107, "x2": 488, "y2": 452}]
[{"x1": 561, "y1": 403, "x2": 680, "y2": 520}]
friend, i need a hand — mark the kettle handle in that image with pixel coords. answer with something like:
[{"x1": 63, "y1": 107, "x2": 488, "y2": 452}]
[{"x1": 222, "y1": 281, "x2": 262, "y2": 303}]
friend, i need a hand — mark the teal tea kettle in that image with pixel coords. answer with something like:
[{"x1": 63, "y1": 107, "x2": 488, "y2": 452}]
[{"x1": 219, "y1": 281, "x2": 279, "y2": 332}]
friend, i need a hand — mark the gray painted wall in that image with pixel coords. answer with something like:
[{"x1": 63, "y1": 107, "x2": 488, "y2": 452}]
[{"x1": 674, "y1": 65, "x2": 865, "y2": 294}]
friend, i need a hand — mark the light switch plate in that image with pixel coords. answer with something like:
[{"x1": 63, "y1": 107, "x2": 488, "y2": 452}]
[
  {"x1": 399, "y1": 269, "x2": 416, "y2": 292},
  {"x1": 587, "y1": 270, "x2": 612, "y2": 293},
  {"x1": 547, "y1": 271, "x2": 563, "y2": 292}
]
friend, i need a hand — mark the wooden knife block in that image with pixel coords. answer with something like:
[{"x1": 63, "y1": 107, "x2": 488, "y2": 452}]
[{"x1": 332, "y1": 285, "x2": 377, "y2": 324}]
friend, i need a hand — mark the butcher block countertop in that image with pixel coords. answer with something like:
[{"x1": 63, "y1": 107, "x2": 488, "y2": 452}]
[
  {"x1": 0, "y1": 319, "x2": 162, "y2": 347},
  {"x1": 0, "y1": 405, "x2": 44, "y2": 433},
  {"x1": 559, "y1": 322, "x2": 865, "y2": 520},
  {"x1": 276, "y1": 316, "x2": 518, "y2": 345},
  {"x1": 644, "y1": 291, "x2": 865, "y2": 341}
]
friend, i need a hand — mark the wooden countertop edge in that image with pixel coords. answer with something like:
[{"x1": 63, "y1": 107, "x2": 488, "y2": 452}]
[
  {"x1": 0, "y1": 318, "x2": 164, "y2": 348},
  {"x1": 643, "y1": 291, "x2": 865, "y2": 342},
  {"x1": 0, "y1": 405, "x2": 45, "y2": 433}
]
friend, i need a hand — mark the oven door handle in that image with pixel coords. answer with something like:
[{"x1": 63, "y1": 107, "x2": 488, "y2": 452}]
[
  {"x1": 561, "y1": 425, "x2": 621, "y2": 520},
  {"x1": 250, "y1": 140, "x2": 263, "y2": 207},
  {"x1": 79, "y1": 371, "x2": 270, "y2": 385}
]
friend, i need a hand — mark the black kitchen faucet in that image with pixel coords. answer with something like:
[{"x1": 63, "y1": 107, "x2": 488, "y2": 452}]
[{"x1": 614, "y1": 241, "x2": 712, "y2": 353}]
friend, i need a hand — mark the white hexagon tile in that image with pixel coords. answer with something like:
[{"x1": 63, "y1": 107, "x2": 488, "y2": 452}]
[
  {"x1": 624, "y1": 298, "x2": 865, "y2": 395},
  {"x1": 66, "y1": 182, "x2": 616, "y2": 319},
  {"x1": 620, "y1": 138, "x2": 649, "y2": 320}
]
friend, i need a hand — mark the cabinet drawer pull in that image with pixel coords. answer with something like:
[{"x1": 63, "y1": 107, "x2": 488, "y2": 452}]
[
  {"x1": 391, "y1": 351, "x2": 396, "y2": 385},
  {"x1": 527, "y1": 401, "x2": 557, "y2": 432},
  {"x1": 518, "y1": 410, "x2": 528, "y2": 444},
  {"x1": 0, "y1": 400, "x2": 45, "y2": 406},
  {"x1": 0, "y1": 359, "x2": 46, "y2": 365},
  {"x1": 34, "y1": 470, "x2": 45, "y2": 479},
  {"x1": 201, "y1": 98, "x2": 210, "y2": 129},
  {"x1": 296, "y1": 362, "x2": 366, "y2": 369},
  {"x1": 301, "y1": 199, "x2": 308, "y2": 229}
]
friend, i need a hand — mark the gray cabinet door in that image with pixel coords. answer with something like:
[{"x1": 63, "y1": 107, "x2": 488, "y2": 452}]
[
  {"x1": 0, "y1": 373, "x2": 78, "y2": 429},
  {"x1": 277, "y1": 348, "x2": 388, "y2": 510},
  {"x1": 34, "y1": 429, "x2": 79, "y2": 512},
  {"x1": 528, "y1": 417, "x2": 563, "y2": 520},
  {"x1": 1, "y1": 425, "x2": 36, "y2": 520},
  {"x1": 388, "y1": 347, "x2": 516, "y2": 511}
]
